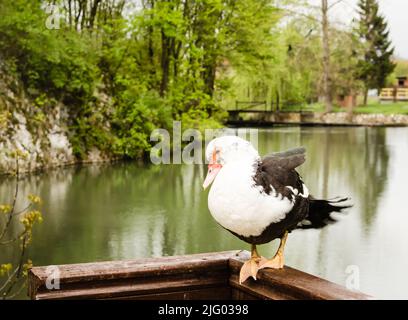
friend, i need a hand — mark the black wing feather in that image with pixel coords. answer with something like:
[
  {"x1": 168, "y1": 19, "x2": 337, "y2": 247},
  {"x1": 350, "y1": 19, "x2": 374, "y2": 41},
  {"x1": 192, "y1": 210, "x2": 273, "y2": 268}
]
[
  {"x1": 254, "y1": 147, "x2": 306, "y2": 197},
  {"x1": 264, "y1": 147, "x2": 306, "y2": 159}
]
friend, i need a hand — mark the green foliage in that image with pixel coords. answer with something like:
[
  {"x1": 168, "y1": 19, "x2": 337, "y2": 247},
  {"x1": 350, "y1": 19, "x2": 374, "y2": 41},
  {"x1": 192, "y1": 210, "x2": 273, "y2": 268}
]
[
  {"x1": 0, "y1": 1, "x2": 275, "y2": 159},
  {"x1": 1, "y1": 0, "x2": 399, "y2": 160},
  {"x1": 387, "y1": 59, "x2": 408, "y2": 86},
  {"x1": 222, "y1": 12, "x2": 323, "y2": 110},
  {"x1": 0, "y1": 0, "x2": 318, "y2": 159},
  {"x1": 394, "y1": 60, "x2": 408, "y2": 77},
  {"x1": 356, "y1": 0, "x2": 396, "y2": 92},
  {"x1": 0, "y1": 1, "x2": 98, "y2": 105},
  {"x1": 112, "y1": 92, "x2": 172, "y2": 158},
  {"x1": 70, "y1": 115, "x2": 114, "y2": 159},
  {"x1": 330, "y1": 29, "x2": 364, "y2": 96}
]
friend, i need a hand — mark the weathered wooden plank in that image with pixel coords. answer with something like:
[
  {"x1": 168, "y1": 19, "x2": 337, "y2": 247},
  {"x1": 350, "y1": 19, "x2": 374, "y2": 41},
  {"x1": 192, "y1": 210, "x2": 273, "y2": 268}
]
[
  {"x1": 103, "y1": 287, "x2": 232, "y2": 300},
  {"x1": 29, "y1": 250, "x2": 372, "y2": 300},
  {"x1": 229, "y1": 251, "x2": 371, "y2": 300},
  {"x1": 34, "y1": 276, "x2": 229, "y2": 300},
  {"x1": 30, "y1": 251, "x2": 235, "y2": 284},
  {"x1": 29, "y1": 251, "x2": 236, "y2": 300},
  {"x1": 230, "y1": 274, "x2": 297, "y2": 300},
  {"x1": 231, "y1": 288, "x2": 264, "y2": 300}
]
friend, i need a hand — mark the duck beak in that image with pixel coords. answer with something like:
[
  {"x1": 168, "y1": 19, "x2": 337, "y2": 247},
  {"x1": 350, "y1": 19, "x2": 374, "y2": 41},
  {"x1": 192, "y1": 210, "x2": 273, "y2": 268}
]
[{"x1": 203, "y1": 164, "x2": 222, "y2": 189}]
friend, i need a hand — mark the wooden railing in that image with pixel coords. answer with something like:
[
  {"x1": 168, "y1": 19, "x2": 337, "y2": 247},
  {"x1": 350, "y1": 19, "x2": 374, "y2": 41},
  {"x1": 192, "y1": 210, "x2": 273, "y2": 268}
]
[
  {"x1": 233, "y1": 101, "x2": 312, "y2": 113},
  {"x1": 235, "y1": 101, "x2": 268, "y2": 111},
  {"x1": 397, "y1": 88, "x2": 408, "y2": 101},
  {"x1": 380, "y1": 88, "x2": 408, "y2": 101},
  {"x1": 380, "y1": 88, "x2": 395, "y2": 101},
  {"x1": 28, "y1": 251, "x2": 371, "y2": 300}
]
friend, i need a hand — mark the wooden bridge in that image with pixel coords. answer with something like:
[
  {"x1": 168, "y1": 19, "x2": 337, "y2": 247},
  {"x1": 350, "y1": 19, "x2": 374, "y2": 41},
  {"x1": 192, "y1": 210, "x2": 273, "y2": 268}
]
[
  {"x1": 227, "y1": 101, "x2": 316, "y2": 127},
  {"x1": 232, "y1": 100, "x2": 311, "y2": 112},
  {"x1": 28, "y1": 251, "x2": 371, "y2": 300}
]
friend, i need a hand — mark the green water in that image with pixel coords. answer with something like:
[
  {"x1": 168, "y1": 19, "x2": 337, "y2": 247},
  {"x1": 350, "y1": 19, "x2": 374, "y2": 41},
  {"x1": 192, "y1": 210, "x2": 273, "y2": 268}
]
[{"x1": 1, "y1": 126, "x2": 408, "y2": 299}]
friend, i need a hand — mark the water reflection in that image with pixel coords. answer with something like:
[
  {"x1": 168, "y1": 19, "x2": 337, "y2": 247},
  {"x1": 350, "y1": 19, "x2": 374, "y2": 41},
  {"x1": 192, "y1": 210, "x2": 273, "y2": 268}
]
[{"x1": 1, "y1": 126, "x2": 408, "y2": 299}]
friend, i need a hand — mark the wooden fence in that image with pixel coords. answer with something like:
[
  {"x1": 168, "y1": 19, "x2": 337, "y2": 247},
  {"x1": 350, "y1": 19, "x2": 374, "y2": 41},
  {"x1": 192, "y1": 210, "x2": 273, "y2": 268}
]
[{"x1": 380, "y1": 88, "x2": 408, "y2": 101}]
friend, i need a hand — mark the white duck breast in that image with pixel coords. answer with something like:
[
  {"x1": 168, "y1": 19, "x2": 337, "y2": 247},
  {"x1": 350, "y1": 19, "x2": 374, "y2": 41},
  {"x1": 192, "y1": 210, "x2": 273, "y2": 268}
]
[{"x1": 208, "y1": 159, "x2": 295, "y2": 238}]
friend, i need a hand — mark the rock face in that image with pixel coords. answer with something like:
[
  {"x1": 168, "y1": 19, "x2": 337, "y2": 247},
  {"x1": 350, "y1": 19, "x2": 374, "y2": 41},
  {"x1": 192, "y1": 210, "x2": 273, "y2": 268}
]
[
  {"x1": 0, "y1": 102, "x2": 75, "y2": 174},
  {"x1": 0, "y1": 64, "x2": 106, "y2": 175}
]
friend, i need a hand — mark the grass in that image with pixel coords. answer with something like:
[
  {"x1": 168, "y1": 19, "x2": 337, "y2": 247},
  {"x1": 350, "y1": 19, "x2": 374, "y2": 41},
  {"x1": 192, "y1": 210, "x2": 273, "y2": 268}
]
[
  {"x1": 352, "y1": 102, "x2": 408, "y2": 115},
  {"x1": 282, "y1": 102, "x2": 408, "y2": 115}
]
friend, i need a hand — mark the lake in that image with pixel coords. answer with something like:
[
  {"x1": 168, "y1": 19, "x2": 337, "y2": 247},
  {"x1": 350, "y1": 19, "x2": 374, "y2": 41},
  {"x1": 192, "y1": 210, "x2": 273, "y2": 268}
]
[{"x1": 1, "y1": 126, "x2": 407, "y2": 299}]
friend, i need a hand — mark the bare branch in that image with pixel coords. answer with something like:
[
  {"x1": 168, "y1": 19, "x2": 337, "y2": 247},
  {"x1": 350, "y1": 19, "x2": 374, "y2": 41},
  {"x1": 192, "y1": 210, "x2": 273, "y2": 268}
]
[
  {"x1": 328, "y1": 0, "x2": 345, "y2": 11},
  {"x1": 0, "y1": 266, "x2": 19, "y2": 295},
  {"x1": 0, "y1": 157, "x2": 19, "y2": 241},
  {"x1": 1, "y1": 237, "x2": 27, "y2": 298}
]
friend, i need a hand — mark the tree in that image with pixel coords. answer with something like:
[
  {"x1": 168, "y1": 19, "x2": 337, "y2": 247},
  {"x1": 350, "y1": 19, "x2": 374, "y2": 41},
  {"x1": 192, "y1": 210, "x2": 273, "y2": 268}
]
[
  {"x1": 356, "y1": 0, "x2": 395, "y2": 105},
  {"x1": 283, "y1": 0, "x2": 347, "y2": 113},
  {"x1": 330, "y1": 29, "x2": 363, "y2": 114},
  {"x1": 321, "y1": 0, "x2": 332, "y2": 112}
]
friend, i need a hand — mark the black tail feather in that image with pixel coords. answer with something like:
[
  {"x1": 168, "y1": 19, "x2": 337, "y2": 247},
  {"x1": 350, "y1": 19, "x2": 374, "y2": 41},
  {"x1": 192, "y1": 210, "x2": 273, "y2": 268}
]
[{"x1": 298, "y1": 197, "x2": 352, "y2": 229}]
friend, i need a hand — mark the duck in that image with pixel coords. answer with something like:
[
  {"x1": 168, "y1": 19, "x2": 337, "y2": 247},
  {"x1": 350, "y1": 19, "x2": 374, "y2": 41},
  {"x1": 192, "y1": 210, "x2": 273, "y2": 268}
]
[{"x1": 203, "y1": 135, "x2": 350, "y2": 284}]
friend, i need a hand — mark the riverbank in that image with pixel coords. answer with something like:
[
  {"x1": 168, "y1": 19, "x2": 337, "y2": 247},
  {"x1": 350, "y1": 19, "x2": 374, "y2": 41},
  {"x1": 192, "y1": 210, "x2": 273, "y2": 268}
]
[
  {"x1": 3, "y1": 110, "x2": 407, "y2": 175},
  {"x1": 227, "y1": 111, "x2": 408, "y2": 127}
]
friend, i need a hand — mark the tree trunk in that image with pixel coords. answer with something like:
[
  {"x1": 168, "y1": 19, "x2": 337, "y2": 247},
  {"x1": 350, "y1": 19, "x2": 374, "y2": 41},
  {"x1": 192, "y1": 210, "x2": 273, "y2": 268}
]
[
  {"x1": 148, "y1": 26, "x2": 154, "y2": 65},
  {"x1": 363, "y1": 87, "x2": 368, "y2": 106},
  {"x1": 322, "y1": 0, "x2": 333, "y2": 113},
  {"x1": 145, "y1": 0, "x2": 155, "y2": 77},
  {"x1": 80, "y1": 0, "x2": 87, "y2": 31},
  {"x1": 203, "y1": 60, "x2": 216, "y2": 97},
  {"x1": 173, "y1": 40, "x2": 182, "y2": 79},
  {"x1": 89, "y1": 0, "x2": 101, "y2": 30},
  {"x1": 75, "y1": 0, "x2": 82, "y2": 30},
  {"x1": 346, "y1": 91, "x2": 355, "y2": 120},
  {"x1": 68, "y1": 0, "x2": 72, "y2": 28},
  {"x1": 160, "y1": 29, "x2": 170, "y2": 97}
]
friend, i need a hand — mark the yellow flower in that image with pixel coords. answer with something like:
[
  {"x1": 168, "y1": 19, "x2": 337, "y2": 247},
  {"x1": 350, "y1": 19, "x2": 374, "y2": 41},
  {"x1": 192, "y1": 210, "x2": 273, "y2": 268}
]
[
  {"x1": 9, "y1": 149, "x2": 29, "y2": 160},
  {"x1": 0, "y1": 204, "x2": 12, "y2": 214},
  {"x1": 22, "y1": 260, "x2": 33, "y2": 276},
  {"x1": 0, "y1": 263, "x2": 13, "y2": 277},
  {"x1": 28, "y1": 194, "x2": 42, "y2": 205},
  {"x1": 20, "y1": 210, "x2": 43, "y2": 227}
]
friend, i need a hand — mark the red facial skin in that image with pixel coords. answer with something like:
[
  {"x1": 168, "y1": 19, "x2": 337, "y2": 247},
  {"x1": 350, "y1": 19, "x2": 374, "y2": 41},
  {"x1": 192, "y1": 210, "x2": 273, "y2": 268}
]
[{"x1": 203, "y1": 149, "x2": 223, "y2": 189}]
